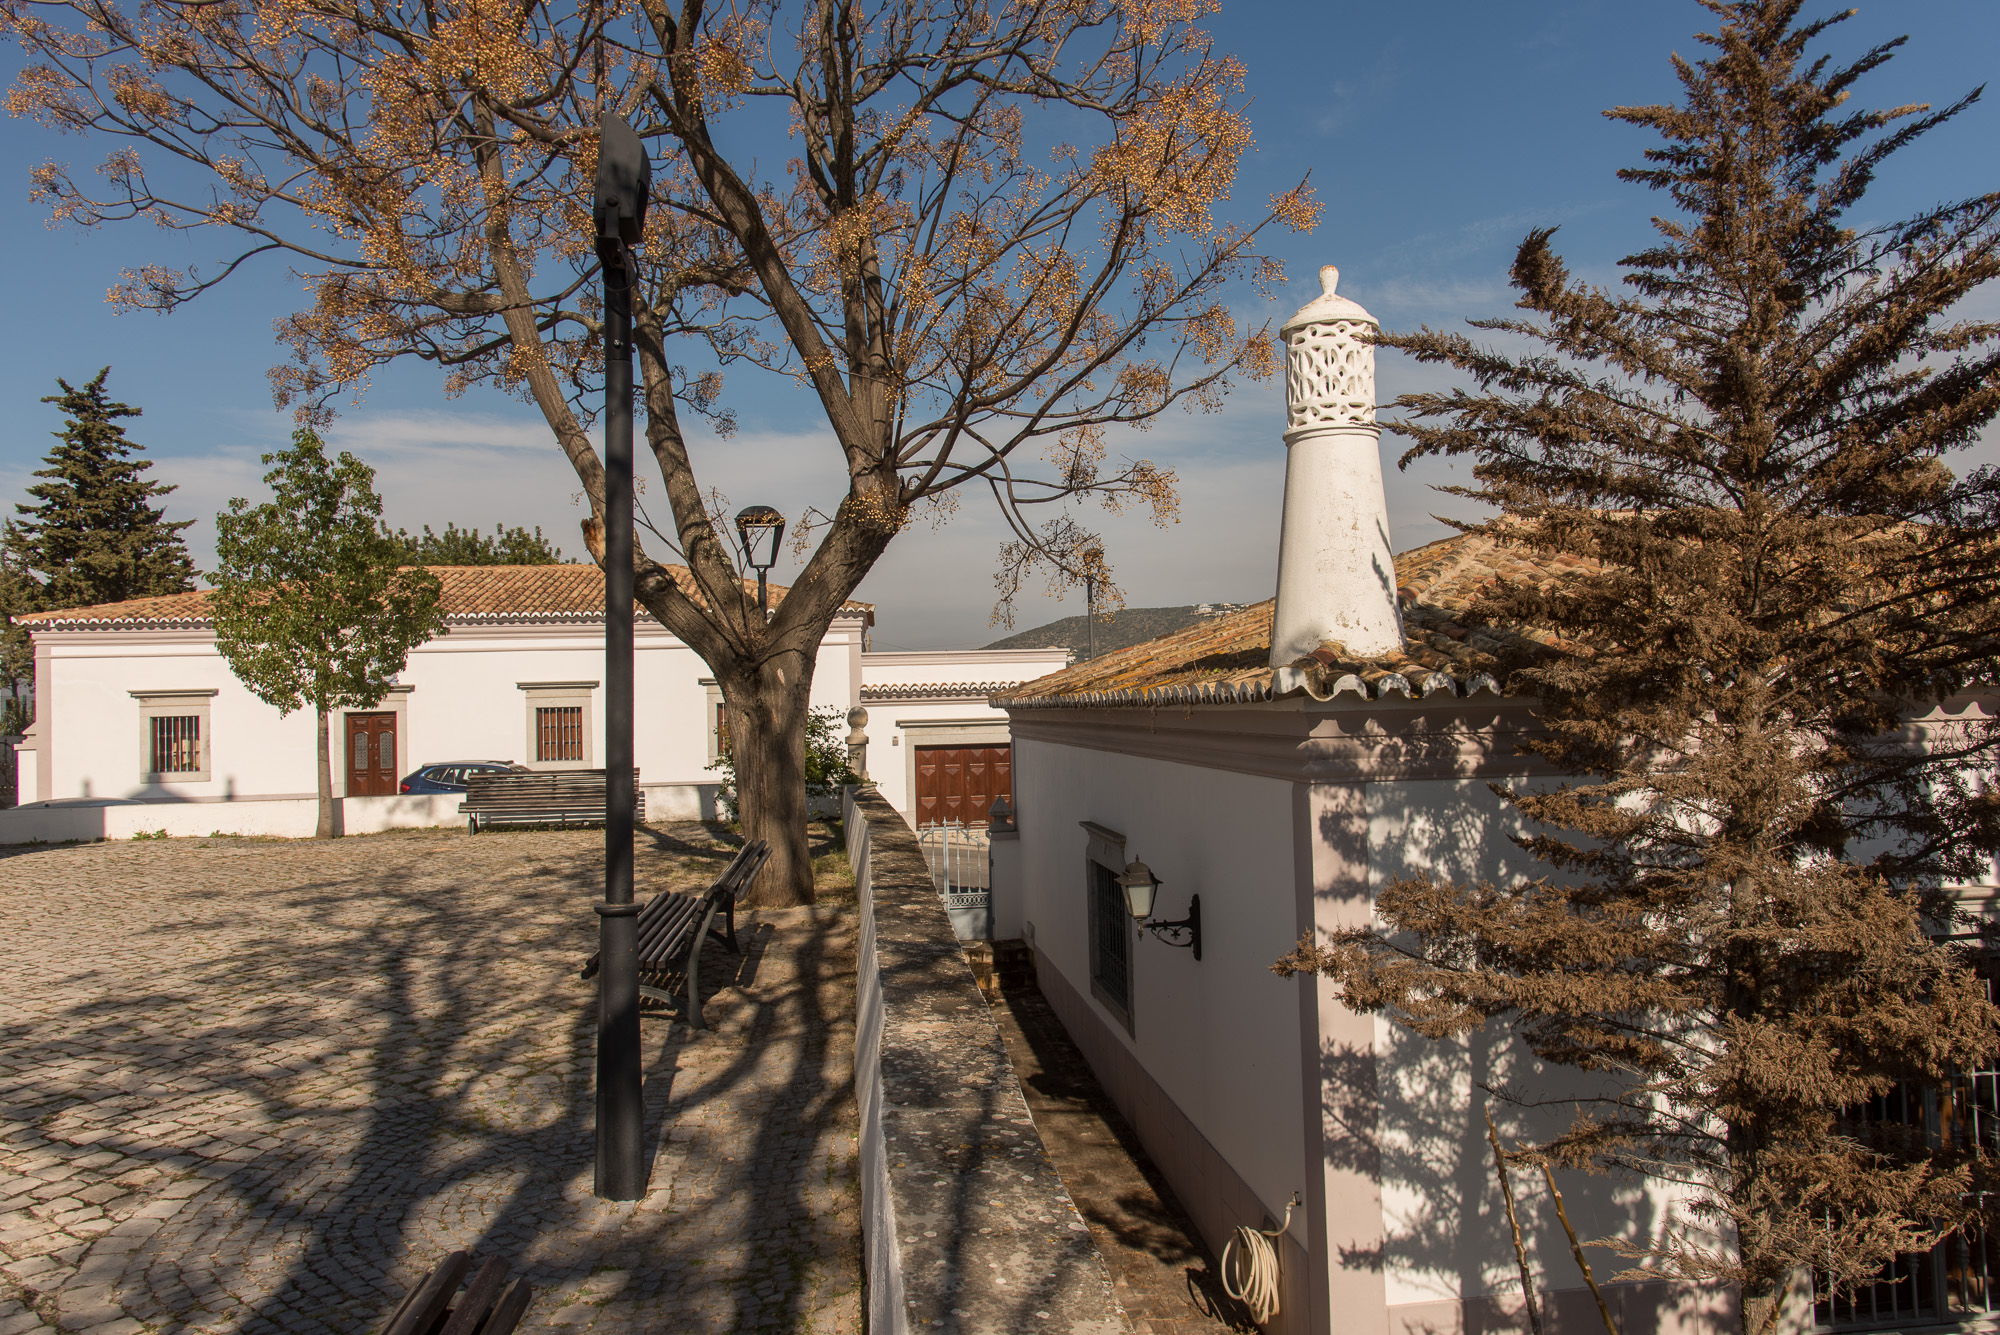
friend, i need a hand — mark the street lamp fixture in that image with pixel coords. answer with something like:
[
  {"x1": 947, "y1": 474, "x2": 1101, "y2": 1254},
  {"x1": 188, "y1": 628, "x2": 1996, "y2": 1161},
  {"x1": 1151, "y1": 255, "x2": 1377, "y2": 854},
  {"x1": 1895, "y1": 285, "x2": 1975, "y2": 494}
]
[
  {"x1": 591, "y1": 110, "x2": 650, "y2": 1203},
  {"x1": 734, "y1": 505, "x2": 786, "y2": 617},
  {"x1": 1119, "y1": 859, "x2": 1201, "y2": 960}
]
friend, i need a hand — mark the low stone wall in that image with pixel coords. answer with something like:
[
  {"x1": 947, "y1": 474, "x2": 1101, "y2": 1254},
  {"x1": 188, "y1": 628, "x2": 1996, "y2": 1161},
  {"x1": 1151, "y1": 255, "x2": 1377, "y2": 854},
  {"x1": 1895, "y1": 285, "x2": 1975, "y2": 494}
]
[
  {"x1": 0, "y1": 792, "x2": 462, "y2": 842},
  {"x1": 845, "y1": 786, "x2": 1125, "y2": 1335}
]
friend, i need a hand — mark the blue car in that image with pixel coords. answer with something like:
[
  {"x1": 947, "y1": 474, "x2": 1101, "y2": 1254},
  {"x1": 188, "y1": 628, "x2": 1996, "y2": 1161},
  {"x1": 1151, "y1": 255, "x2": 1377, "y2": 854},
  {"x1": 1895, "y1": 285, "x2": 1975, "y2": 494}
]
[{"x1": 398, "y1": 761, "x2": 529, "y2": 794}]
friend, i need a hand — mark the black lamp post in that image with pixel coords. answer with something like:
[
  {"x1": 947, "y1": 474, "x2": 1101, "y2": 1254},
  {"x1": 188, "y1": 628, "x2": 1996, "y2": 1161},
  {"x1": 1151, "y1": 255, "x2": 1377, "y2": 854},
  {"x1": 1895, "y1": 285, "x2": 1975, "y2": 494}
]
[
  {"x1": 734, "y1": 505, "x2": 786, "y2": 618},
  {"x1": 1119, "y1": 858, "x2": 1201, "y2": 960},
  {"x1": 592, "y1": 109, "x2": 650, "y2": 1203}
]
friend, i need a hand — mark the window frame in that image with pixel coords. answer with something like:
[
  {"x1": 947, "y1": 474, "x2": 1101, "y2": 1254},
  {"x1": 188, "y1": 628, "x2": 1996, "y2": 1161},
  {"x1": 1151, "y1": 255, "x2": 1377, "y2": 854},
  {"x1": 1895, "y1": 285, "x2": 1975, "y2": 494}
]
[
  {"x1": 1081, "y1": 820, "x2": 1134, "y2": 1034},
  {"x1": 702, "y1": 678, "x2": 727, "y2": 764},
  {"x1": 1811, "y1": 949, "x2": 2000, "y2": 1331},
  {"x1": 131, "y1": 689, "x2": 217, "y2": 784},
  {"x1": 518, "y1": 681, "x2": 597, "y2": 771}
]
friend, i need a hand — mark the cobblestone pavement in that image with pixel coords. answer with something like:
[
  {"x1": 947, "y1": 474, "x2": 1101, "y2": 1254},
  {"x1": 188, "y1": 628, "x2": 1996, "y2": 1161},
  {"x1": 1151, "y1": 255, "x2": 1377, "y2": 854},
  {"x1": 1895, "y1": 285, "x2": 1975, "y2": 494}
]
[
  {"x1": 989, "y1": 987, "x2": 1251, "y2": 1335},
  {"x1": 0, "y1": 825, "x2": 861, "y2": 1335}
]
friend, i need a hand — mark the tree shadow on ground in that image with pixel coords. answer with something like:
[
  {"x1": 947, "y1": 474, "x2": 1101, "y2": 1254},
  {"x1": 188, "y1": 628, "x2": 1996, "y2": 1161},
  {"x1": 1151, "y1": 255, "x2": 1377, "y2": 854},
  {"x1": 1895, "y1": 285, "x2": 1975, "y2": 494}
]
[
  {"x1": 0, "y1": 824, "x2": 861, "y2": 1335},
  {"x1": 990, "y1": 984, "x2": 1257, "y2": 1333}
]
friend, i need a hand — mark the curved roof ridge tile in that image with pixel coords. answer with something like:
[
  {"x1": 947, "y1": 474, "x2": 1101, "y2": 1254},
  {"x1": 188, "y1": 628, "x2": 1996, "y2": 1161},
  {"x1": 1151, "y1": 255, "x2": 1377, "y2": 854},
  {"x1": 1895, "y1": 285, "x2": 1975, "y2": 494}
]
[{"x1": 992, "y1": 530, "x2": 1579, "y2": 711}]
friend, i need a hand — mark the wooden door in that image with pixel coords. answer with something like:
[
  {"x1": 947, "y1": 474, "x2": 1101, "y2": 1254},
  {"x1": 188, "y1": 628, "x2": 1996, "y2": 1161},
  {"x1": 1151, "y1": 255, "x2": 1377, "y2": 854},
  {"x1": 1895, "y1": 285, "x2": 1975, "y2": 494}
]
[
  {"x1": 913, "y1": 745, "x2": 1012, "y2": 827},
  {"x1": 346, "y1": 712, "x2": 398, "y2": 797}
]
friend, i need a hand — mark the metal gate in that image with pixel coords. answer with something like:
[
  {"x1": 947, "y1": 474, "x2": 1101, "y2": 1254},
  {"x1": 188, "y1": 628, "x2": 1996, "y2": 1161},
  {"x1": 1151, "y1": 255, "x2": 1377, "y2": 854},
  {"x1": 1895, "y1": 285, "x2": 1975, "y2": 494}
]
[{"x1": 915, "y1": 820, "x2": 991, "y2": 938}]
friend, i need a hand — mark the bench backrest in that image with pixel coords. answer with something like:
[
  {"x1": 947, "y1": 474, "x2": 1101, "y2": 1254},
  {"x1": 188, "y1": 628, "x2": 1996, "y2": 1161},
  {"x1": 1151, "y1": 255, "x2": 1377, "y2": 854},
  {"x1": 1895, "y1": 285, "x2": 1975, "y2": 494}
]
[
  {"x1": 582, "y1": 838, "x2": 773, "y2": 979},
  {"x1": 465, "y1": 769, "x2": 641, "y2": 804}
]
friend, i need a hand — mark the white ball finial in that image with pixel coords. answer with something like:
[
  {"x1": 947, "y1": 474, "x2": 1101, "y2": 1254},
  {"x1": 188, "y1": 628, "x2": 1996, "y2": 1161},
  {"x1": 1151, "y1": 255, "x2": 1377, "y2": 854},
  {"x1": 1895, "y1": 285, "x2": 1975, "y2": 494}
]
[{"x1": 1320, "y1": 264, "x2": 1340, "y2": 295}]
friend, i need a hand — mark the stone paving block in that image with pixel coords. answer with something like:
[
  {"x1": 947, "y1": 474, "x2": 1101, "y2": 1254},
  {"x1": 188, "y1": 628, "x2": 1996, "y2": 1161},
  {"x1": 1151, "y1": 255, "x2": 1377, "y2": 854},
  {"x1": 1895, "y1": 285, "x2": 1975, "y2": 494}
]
[{"x1": 0, "y1": 827, "x2": 863, "y2": 1335}]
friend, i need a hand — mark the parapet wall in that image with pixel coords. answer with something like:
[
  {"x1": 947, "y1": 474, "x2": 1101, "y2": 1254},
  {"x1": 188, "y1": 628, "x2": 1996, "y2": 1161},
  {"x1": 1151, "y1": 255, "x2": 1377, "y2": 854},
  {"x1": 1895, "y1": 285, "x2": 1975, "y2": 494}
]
[{"x1": 844, "y1": 785, "x2": 1125, "y2": 1335}]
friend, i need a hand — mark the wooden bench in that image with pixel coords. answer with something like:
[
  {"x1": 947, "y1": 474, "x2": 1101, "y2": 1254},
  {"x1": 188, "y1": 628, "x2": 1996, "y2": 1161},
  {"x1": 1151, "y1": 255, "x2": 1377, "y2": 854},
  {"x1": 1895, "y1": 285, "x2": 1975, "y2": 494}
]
[
  {"x1": 377, "y1": 1251, "x2": 532, "y2": 1335},
  {"x1": 580, "y1": 839, "x2": 771, "y2": 1029},
  {"x1": 461, "y1": 769, "x2": 644, "y2": 832}
]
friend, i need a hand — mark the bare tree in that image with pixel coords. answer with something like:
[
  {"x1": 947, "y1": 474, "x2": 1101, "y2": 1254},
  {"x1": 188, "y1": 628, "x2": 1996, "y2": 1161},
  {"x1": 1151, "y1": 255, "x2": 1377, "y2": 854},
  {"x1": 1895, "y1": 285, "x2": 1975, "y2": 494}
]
[{"x1": 2, "y1": 0, "x2": 1314, "y2": 901}]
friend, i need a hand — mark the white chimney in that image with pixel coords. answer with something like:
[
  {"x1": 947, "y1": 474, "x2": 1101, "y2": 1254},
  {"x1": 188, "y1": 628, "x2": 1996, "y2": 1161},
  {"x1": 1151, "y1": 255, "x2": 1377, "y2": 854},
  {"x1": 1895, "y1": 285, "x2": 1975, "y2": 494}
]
[{"x1": 1268, "y1": 265, "x2": 1402, "y2": 666}]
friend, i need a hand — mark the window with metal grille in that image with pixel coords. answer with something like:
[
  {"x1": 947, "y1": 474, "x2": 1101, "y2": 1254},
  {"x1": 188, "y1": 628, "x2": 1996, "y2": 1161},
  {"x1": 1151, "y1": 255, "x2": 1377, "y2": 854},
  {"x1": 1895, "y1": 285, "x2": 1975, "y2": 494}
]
[
  {"x1": 150, "y1": 715, "x2": 201, "y2": 774},
  {"x1": 536, "y1": 706, "x2": 583, "y2": 762},
  {"x1": 1814, "y1": 968, "x2": 2000, "y2": 1330},
  {"x1": 1089, "y1": 860, "x2": 1130, "y2": 1015}
]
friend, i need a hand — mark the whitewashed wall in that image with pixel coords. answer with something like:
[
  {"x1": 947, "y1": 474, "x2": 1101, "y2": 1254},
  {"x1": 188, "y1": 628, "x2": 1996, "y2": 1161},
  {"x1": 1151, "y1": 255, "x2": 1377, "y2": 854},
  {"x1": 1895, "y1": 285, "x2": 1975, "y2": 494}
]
[
  {"x1": 863, "y1": 648, "x2": 1069, "y2": 687},
  {"x1": 1012, "y1": 734, "x2": 1307, "y2": 1233},
  {"x1": 860, "y1": 647, "x2": 1069, "y2": 818},
  {"x1": 11, "y1": 611, "x2": 869, "y2": 838},
  {"x1": 1363, "y1": 776, "x2": 1727, "y2": 1335}
]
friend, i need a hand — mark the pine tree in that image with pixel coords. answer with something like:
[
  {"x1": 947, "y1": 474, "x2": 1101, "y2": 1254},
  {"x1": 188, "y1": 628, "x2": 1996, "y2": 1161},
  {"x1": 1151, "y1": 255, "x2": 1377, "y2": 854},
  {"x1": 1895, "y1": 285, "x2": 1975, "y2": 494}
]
[
  {"x1": 0, "y1": 527, "x2": 36, "y2": 733},
  {"x1": 1276, "y1": 6, "x2": 2000, "y2": 1334},
  {"x1": 11, "y1": 369, "x2": 195, "y2": 609}
]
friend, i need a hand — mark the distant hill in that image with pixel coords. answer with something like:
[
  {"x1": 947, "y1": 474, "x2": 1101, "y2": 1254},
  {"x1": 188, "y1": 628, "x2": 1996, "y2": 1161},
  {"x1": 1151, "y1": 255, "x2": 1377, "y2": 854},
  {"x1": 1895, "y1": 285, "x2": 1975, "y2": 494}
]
[{"x1": 983, "y1": 603, "x2": 1252, "y2": 658}]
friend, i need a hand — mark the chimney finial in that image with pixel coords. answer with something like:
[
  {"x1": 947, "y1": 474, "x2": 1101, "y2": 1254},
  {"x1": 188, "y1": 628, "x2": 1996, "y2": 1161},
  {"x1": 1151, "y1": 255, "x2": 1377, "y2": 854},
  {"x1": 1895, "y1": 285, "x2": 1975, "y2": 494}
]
[{"x1": 1268, "y1": 265, "x2": 1402, "y2": 665}]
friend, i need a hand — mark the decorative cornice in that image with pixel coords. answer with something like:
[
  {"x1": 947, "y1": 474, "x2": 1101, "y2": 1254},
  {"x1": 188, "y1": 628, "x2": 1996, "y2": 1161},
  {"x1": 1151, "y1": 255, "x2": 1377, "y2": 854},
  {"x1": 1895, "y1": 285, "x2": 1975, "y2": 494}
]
[
  {"x1": 860, "y1": 681, "x2": 1024, "y2": 703},
  {"x1": 1005, "y1": 698, "x2": 1558, "y2": 785},
  {"x1": 997, "y1": 663, "x2": 1509, "y2": 711}
]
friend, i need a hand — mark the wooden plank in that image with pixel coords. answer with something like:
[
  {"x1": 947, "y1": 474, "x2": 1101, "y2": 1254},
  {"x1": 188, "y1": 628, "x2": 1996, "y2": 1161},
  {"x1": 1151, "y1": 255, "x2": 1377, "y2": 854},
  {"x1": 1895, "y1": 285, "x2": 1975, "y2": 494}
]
[
  {"x1": 436, "y1": 1257, "x2": 510, "y2": 1335},
  {"x1": 471, "y1": 1279, "x2": 534, "y2": 1335},
  {"x1": 380, "y1": 1252, "x2": 471, "y2": 1335}
]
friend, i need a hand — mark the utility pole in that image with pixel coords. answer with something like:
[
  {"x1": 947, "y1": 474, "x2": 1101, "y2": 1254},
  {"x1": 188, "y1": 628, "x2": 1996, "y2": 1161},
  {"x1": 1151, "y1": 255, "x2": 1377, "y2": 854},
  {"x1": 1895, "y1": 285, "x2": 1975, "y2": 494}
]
[
  {"x1": 1086, "y1": 574, "x2": 1096, "y2": 661},
  {"x1": 591, "y1": 110, "x2": 649, "y2": 1202}
]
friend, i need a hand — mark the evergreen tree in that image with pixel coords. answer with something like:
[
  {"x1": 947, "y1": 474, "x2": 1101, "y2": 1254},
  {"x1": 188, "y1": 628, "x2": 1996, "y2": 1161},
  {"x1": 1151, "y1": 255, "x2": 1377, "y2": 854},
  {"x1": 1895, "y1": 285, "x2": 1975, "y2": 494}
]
[
  {"x1": 390, "y1": 522, "x2": 564, "y2": 565},
  {"x1": 1278, "y1": 6, "x2": 2000, "y2": 1334},
  {"x1": 11, "y1": 369, "x2": 195, "y2": 609},
  {"x1": 0, "y1": 527, "x2": 36, "y2": 733},
  {"x1": 212, "y1": 431, "x2": 446, "y2": 839}
]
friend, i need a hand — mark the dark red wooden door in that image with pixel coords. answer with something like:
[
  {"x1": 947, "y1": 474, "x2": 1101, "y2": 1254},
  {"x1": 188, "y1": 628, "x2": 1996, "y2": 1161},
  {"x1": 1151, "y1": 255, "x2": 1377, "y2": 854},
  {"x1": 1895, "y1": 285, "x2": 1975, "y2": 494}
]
[
  {"x1": 913, "y1": 745, "x2": 1012, "y2": 827},
  {"x1": 346, "y1": 712, "x2": 398, "y2": 797}
]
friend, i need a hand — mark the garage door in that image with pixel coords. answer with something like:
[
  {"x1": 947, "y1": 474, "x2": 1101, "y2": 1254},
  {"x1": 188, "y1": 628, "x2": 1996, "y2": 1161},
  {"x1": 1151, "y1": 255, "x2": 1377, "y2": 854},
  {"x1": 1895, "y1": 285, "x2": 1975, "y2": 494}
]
[{"x1": 913, "y1": 745, "x2": 1012, "y2": 827}]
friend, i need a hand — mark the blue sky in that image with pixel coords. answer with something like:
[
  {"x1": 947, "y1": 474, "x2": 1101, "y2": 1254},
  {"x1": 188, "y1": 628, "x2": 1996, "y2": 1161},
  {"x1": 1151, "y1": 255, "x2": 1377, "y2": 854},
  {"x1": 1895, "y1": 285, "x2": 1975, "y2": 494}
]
[{"x1": 3, "y1": 1, "x2": 1997, "y2": 648}]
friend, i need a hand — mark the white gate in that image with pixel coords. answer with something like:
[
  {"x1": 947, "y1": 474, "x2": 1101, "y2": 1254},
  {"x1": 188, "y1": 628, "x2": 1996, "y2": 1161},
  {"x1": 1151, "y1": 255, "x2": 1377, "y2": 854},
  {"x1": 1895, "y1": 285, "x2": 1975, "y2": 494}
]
[{"x1": 915, "y1": 820, "x2": 991, "y2": 939}]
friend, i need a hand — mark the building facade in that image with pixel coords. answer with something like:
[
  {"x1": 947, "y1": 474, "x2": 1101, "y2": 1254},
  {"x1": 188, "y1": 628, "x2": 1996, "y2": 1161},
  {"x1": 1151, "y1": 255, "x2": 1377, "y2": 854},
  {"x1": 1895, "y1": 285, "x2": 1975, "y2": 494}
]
[
  {"x1": 987, "y1": 267, "x2": 1999, "y2": 1335},
  {"x1": 7, "y1": 565, "x2": 1062, "y2": 841}
]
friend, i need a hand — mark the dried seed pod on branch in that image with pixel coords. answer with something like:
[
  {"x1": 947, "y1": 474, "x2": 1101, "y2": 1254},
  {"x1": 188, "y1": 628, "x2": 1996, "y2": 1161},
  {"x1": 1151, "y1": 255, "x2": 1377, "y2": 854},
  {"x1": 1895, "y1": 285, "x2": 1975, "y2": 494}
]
[{"x1": 3, "y1": 0, "x2": 1317, "y2": 902}]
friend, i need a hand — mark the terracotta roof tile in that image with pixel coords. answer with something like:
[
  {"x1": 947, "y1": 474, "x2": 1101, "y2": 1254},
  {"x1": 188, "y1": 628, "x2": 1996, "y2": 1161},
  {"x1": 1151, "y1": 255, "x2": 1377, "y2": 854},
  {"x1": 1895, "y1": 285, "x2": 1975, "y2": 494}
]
[
  {"x1": 16, "y1": 565, "x2": 872, "y2": 628},
  {"x1": 993, "y1": 530, "x2": 1585, "y2": 709}
]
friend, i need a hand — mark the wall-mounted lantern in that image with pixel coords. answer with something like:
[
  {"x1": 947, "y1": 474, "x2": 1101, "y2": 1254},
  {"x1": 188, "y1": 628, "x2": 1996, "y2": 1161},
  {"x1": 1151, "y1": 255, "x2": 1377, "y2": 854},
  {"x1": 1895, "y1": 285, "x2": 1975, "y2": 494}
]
[{"x1": 1119, "y1": 858, "x2": 1201, "y2": 960}]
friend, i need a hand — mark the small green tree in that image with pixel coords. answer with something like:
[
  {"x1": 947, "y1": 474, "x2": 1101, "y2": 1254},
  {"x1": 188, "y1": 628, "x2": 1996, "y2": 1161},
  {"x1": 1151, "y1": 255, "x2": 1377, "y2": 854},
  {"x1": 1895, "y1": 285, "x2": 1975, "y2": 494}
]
[
  {"x1": 391, "y1": 522, "x2": 564, "y2": 566},
  {"x1": 11, "y1": 369, "x2": 195, "y2": 609},
  {"x1": 212, "y1": 431, "x2": 446, "y2": 838}
]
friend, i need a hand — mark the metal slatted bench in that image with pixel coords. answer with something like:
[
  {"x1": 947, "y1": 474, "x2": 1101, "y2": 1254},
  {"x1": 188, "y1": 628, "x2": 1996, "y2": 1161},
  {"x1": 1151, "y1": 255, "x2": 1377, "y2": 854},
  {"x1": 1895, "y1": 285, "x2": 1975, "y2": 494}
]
[
  {"x1": 377, "y1": 1251, "x2": 532, "y2": 1335},
  {"x1": 460, "y1": 769, "x2": 644, "y2": 832},
  {"x1": 580, "y1": 839, "x2": 771, "y2": 1030}
]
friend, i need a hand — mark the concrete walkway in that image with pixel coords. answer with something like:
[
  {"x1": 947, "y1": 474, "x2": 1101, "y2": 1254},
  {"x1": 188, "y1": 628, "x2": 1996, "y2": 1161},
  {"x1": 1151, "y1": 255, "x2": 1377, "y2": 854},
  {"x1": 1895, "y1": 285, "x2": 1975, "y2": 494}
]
[
  {"x1": 0, "y1": 826, "x2": 860, "y2": 1335},
  {"x1": 989, "y1": 988, "x2": 1252, "y2": 1335}
]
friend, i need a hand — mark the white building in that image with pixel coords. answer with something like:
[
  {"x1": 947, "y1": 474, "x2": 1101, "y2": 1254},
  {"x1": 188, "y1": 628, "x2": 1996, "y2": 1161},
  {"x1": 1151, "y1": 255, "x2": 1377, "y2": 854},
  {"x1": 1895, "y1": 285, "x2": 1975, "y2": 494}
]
[
  {"x1": 6, "y1": 564, "x2": 1064, "y2": 842},
  {"x1": 988, "y1": 267, "x2": 1923, "y2": 1335},
  {"x1": 856, "y1": 647, "x2": 1071, "y2": 825}
]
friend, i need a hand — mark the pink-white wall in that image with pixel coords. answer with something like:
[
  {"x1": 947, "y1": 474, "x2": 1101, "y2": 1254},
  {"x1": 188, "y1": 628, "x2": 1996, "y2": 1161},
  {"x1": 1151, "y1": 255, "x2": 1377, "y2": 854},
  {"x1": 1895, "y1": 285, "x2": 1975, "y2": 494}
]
[
  {"x1": 1010, "y1": 733, "x2": 1311, "y2": 1260},
  {"x1": 9, "y1": 611, "x2": 869, "y2": 838}
]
